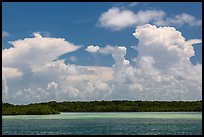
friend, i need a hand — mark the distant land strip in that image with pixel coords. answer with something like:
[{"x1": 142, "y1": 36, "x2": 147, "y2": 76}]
[{"x1": 2, "y1": 100, "x2": 202, "y2": 115}]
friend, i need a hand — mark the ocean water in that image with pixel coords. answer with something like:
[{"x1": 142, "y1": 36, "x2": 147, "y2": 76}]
[{"x1": 2, "y1": 112, "x2": 202, "y2": 135}]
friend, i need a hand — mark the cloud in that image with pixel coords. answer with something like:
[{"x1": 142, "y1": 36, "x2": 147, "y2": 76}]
[
  {"x1": 3, "y1": 32, "x2": 81, "y2": 71},
  {"x1": 87, "y1": 24, "x2": 201, "y2": 101},
  {"x1": 2, "y1": 33, "x2": 81, "y2": 104},
  {"x1": 98, "y1": 7, "x2": 165, "y2": 30},
  {"x1": 98, "y1": 45, "x2": 130, "y2": 69},
  {"x1": 86, "y1": 45, "x2": 130, "y2": 68},
  {"x1": 47, "y1": 81, "x2": 58, "y2": 91},
  {"x1": 2, "y1": 67, "x2": 23, "y2": 79},
  {"x1": 85, "y1": 45, "x2": 100, "y2": 53},
  {"x1": 128, "y1": 2, "x2": 140, "y2": 7},
  {"x1": 12, "y1": 82, "x2": 59, "y2": 104},
  {"x1": 187, "y1": 39, "x2": 202, "y2": 45},
  {"x1": 2, "y1": 75, "x2": 9, "y2": 101},
  {"x1": 130, "y1": 24, "x2": 201, "y2": 100},
  {"x1": 133, "y1": 24, "x2": 202, "y2": 69},
  {"x1": 113, "y1": 2, "x2": 140, "y2": 8},
  {"x1": 155, "y1": 13, "x2": 202, "y2": 26},
  {"x1": 2, "y1": 25, "x2": 202, "y2": 104},
  {"x1": 2, "y1": 31, "x2": 10, "y2": 37},
  {"x1": 11, "y1": 62, "x2": 113, "y2": 104},
  {"x1": 68, "y1": 56, "x2": 77, "y2": 62},
  {"x1": 98, "y1": 7, "x2": 138, "y2": 30},
  {"x1": 97, "y1": 7, "x2": 201, "y2": 30}
]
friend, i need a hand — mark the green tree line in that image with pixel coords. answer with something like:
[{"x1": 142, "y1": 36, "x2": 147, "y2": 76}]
[{"x1": 2, "y1": 100, "x2": 202, "y2": 115}]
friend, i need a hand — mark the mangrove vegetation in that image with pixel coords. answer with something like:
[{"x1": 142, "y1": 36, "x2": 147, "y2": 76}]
[{"x1": 2, "y1": 100, "x2": 202, "y2": 115}]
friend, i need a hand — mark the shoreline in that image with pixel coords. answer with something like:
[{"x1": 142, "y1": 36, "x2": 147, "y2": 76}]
[{"x1": 2, "y1": 111, "x2": 202, "y2": 116}]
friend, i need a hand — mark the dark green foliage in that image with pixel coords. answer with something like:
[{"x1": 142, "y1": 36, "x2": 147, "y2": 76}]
[
  {"x1": 2, "y1": 103, "x2": 60, "y2": 115},
  {"x1": 2, "y1": 100, "x2": 202, "y2": 115}
]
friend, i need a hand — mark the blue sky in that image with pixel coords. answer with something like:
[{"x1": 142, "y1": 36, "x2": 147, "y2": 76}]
[
  {"x1": 2, "y1": 2, "x2": 202, "y2": 104},
  {"x1": 2, "y1": 2, "x2": 202, "y2": 66}
]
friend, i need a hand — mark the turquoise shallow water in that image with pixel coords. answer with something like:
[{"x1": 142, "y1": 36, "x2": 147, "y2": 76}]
[{"x1": 2, "y1": 112, "x2": 202, "y2": 135}]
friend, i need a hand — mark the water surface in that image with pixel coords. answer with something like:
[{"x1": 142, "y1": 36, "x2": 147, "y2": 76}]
[{"x1": 2, "y1": 112, "x2": 202, "y2": 135}]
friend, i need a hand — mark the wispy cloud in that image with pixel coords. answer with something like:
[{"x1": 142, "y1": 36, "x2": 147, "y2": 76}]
[
  {"x1": 68, "y1": 56, "x2": 77, "y2": 62},
  {"x1": 128, "y1": 2, "x2": 140, "y2": 7},
  {"x1": 155, "y1": 13, "x2": 202, "y2": 26},
  {"x1": 2, "y1": 31, "x2": 10, "y2": 38}
]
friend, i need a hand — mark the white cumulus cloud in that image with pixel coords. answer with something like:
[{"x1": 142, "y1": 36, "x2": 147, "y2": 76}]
[
  {"x1": 133, "y1": 24, "x2": 202, "y2": 69},
  {"x1": 88, "y1": 24, "x2": 202, "y2": 101},
  {"x1": 86, "y1": 45, "x2": 100, "y2": 53},
  {"x1": 98, "y1": 7, "x2": 138, "y2": 30},
  {"x1": 2, "y1": 25, "x2": 202, "y2": 104},
  {"x1": 98, "y1": 7, "x2": 165, "y2": 30},
  {"x1": 2, "y1": 33, "x2": 82, "y2": 104},
  {"x1": 98, "y1": 7, "x2": 201, "y2": 30},
  {"x1": 3, "y1": 33, "x2": 81, "y2": 68},
  {"x1": 2, "y1": 33, "x2": 81, "y2": 75}
]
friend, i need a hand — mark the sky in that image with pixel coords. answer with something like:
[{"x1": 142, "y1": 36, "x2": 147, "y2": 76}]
[{"x1": 2, "y1": 2, "x2": 202, "y2": 104}]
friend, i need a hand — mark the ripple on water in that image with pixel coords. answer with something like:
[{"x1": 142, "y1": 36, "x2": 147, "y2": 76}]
[{"x1": 2, "y1": 112, "x2": 202, "y2": 135}]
